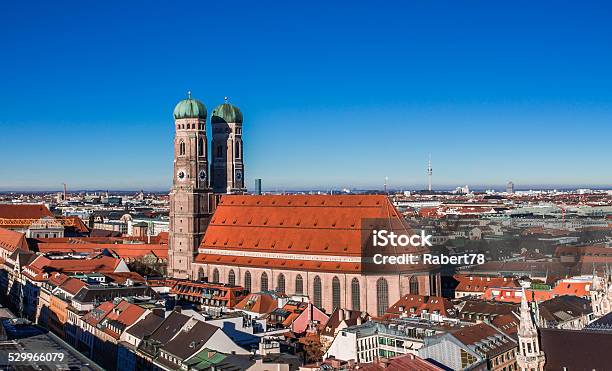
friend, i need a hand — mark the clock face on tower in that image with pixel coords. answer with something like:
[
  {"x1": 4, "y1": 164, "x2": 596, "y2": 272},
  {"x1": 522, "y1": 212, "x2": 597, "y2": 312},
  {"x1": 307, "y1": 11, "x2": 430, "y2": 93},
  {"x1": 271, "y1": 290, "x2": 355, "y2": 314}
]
[
  {"x1": 177, "y1": 169, "x2": 187, "y2": 181},
  {"x1": 236, "y1": 170, "x2": 243, "y2": 181},
  {"x1": 199, "y1": 170, "x2": 207, "y2": 181}
]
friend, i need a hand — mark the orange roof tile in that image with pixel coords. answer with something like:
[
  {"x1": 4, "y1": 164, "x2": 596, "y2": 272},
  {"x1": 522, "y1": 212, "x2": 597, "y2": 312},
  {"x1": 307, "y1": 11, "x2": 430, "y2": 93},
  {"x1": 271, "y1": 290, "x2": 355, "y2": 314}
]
[
  {"x1": 552, "y1": 280, "x2": 591, "y2": 297},
  {"x1": 455, "y1": 275, "x2": 519, "y2": 293},
  {"x1": 235, "y1": 293, "x2": 278, "y2": 314},
  {"x1": 0, "y1": 204, "x2": 53, "y2": 219},
  {"x1": 59, "y1": 278, "x2": 87, "y2": 295},
  {"x1": 0, "y1": 227, "x2": 28, "y2": 252},
  {"x1": 385, "y1": 294, "x2": 455, "y2": 318},
  {"x1": 200, "y1": 194, "x2": 411, "y2": 256},
  {"x1": 23, "y1": 255, "x2": 123, "y2": 281},
  {"x1": 195, "y1": 195, "x2": 433, "y2": 273},
  {"x1": 484, "y1": 287, "x2": 553, "y2": 303}
]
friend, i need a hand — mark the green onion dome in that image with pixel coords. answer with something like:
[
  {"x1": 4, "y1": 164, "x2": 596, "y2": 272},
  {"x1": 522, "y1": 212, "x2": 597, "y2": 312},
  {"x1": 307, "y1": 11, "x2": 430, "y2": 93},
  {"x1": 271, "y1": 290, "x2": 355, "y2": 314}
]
[
  {"x1": 211, "y1": 102, "x2": 243, "y2": 124},
  {"x1": 173, "y1": 92, "x2": 207, "y2": 120}
]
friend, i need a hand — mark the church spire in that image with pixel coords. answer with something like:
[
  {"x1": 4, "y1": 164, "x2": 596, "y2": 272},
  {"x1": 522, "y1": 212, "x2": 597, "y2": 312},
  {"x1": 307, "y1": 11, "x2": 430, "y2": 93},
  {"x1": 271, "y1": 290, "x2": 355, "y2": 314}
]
[{"x1": 518, "y1": 288, "x2": 537, "y2": 337}]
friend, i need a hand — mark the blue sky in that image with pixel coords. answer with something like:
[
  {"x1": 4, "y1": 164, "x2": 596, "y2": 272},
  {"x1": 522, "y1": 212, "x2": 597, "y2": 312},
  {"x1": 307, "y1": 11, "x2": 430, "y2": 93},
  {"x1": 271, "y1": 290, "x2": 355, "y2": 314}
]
[{"x1": 1, "y1": 1, "x2": 611, "y2": 191}]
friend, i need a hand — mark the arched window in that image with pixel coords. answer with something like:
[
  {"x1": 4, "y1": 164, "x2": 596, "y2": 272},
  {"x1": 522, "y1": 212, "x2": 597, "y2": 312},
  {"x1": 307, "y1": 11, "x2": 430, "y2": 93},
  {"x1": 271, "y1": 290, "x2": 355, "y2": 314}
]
[
  {"x1": 332, "y1": 277, "x2": 341, "y2": 311},
  {"x1": 244, "y1": 271, "x2": 251, "y2": 291},
  {"x1": 295, "y1": 275, "x2": 304, "y2": 295},
  {"x1": 277, "y1": 273, "x2": 286, "y2": 293},
  {"x1": 261, "y1": 272, "x2": 269, "y2": 292},
  {"x1": 179, "y1": 140, "x2": 186, "y2": 156},
  {"x1": 376, "y1": 278, "x2": 389, "y2": 317},
  {"x1": 198, "y1": 137, "x2": 204, "y2": 157},
  {"x1": 228, "y1": 270, "x2": 236, "y2": 285},
  {"x1": 351, "y1": 278, "x2": 361, "y2": 311},
  {"x1": 313, "y1": 276, "x2": 322, "y2": 308},
  {"x1": 410, "y1": 276, "x2": 419, "y2": 295},
  {"x1": 235, "y1": 141, "x2": 241, "y2": 158},
  {"x1": 198, "y1": 268, "x2": 205, "y2": 281},
  {"x1": 212, "y1": 268, "x2": 219, "y2": 283}
]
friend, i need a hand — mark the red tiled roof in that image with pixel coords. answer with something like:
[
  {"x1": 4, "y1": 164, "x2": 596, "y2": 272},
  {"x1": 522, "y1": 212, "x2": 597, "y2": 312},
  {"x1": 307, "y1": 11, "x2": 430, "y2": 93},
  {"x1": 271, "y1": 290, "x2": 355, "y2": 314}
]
[
  {"x1": 0, "y1": 204, "x2": 53, "y2": 219},
  {"x1": 101, "y1": 300, "x2": 147, "y2": 339},
  {"x1": 48, "y1": 272, "x2": 71, "y2": 287},
  {"x1": 235, "y1": 292, "x2": 278, "y2": 314},
  {"x1": 83, "y1": 301, "x2": 115, "y2": 326},
  {"x1": 360, "y1": 353, "x2": 444, "y2": 371},
  {"x1": 483, "y1": 287, "x2": 553, "y2": 303},
  {"x1": 385, "y1": 294, "x2": 455, "y2": 318},
  {"x1": 195, "y1": 253, "x2": 363, "y2": 273},
  {"x1": 195, "y1": 195, "x2": 433, "y2": 273},
  {"x1": 491, "y1": 313, "x2": 519, "y2": 337},
  {"x1": 59, "y1": 278, "x2": 87, "y2": 295},
  {"x1": 552, "y1": 280, "x2": 591, "y2": 297},
  {"x1": 23, "y1": 255, "x2": 123, "y2": 281},
  {"x1": 103, "y1": 272, "x2": 146, "y2": 284},
  {"x1": 0, "y1": 227, "x2": 28, "y2": 252},
  {"x1": 455, "y1": 275, "x2": 519, "y2": 294},
  {"x1": 452, "y1": 323, "x2": 501, "y2": 346},
  {"x1": 199, "y1": 194, "x2": 412, "y2": 256},
  {"x1": 36, "y1": 242, "x2": 168, "y2": 259},
  {"x1": 58, "y1": 216, "x2": 89, "y2": 233}
]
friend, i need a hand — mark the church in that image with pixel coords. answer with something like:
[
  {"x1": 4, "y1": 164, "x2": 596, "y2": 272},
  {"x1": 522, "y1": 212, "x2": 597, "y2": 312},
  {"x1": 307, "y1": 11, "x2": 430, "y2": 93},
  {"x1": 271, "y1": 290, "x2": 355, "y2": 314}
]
[{"x1": 167, "y1": 94, "x2": 440, "y2": 315}]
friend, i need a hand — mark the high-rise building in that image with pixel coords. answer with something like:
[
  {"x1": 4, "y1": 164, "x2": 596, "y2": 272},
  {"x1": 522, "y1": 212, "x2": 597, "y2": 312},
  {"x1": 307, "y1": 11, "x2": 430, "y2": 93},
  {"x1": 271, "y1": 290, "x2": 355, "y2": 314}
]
[
  {"x1": 210, "y1": 99, "x2": 246, "y2": 194},
  {"x1": 168, "y1": 93, "x2": 215, "y2": 279},
  {"x1": 255, "y1": 178, "x2": 262, "y2": 195},
  {"x1": 506, "y1": 181, "x2": 515, "y2": 194}
]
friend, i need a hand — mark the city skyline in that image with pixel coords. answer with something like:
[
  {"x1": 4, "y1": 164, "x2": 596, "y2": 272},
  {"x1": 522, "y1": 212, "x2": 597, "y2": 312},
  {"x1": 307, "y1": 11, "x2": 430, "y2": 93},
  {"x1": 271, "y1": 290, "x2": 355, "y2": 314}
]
[{"x1": 1, "y1": 1, "x2": 611, "y2": 190}]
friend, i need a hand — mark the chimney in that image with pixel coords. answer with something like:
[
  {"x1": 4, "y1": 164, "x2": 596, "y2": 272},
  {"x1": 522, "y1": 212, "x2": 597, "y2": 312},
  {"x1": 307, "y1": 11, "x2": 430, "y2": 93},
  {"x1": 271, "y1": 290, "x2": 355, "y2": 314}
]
[
  {"x1": 338, "y1": 309, "x2": 345, "y2": 322},
  {"x1": 356, "y1": 316, "x2": 362, "y2": 325}
]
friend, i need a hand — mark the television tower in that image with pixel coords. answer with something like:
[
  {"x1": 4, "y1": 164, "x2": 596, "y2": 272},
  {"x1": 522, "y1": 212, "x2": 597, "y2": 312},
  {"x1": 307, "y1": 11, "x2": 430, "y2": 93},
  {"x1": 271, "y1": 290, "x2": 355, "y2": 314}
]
[{"x1": 427, "y1": 155, "x2": 432, "y2": 192}]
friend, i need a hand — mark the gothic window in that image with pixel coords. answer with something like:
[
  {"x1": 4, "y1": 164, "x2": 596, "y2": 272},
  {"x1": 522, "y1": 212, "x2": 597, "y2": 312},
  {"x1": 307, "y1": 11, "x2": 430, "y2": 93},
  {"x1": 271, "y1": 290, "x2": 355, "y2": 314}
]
[
  {"x1": 217, "y1": 145, "x2": 223, "y2": 158},
  {"x1": 351, "y1": 278, "x2": 361, "y2": 311},
  {"x1": 261, "y1": 272, "x2": 269, "y2": 291},
  {"x1": 295, "y1": 274, "x2": 304, "y2": 295},
  {"x1": 410, "y1": 276, "x2": 419, "y2": 295},
  {"x1": 198, "y1": 268, "x2": 205, "y2": 281},
  {"x1": 179, "y1": 140, "x2": 185, "y2": 156},
  {"x1": 313, "y1": 276, "x2": 322, "y2": 308},
  {"x1": 244, "y1": 271, "x2": 252, "y2": 291},
  {"x1": 212, "y1": 268, "x2": 219, "y2": 283},
  {"x1": 332, "y1": 276, "x2": 341, "y2": 310},
  {"x1": 376, "y1": 278, "x2": 389, "y2": 317},
  {"x1": 198, "y1": 137, "x2": 204, "y2": 157},
  {"x1": 228, "y1": 270, "x2": 236, "y2": 285},
  {"x1": 235, "y1": 141, "x2": 241, "y2": 159},
  {"x1": 277, "y1": 273, "x2": 286, "y2": 293}
]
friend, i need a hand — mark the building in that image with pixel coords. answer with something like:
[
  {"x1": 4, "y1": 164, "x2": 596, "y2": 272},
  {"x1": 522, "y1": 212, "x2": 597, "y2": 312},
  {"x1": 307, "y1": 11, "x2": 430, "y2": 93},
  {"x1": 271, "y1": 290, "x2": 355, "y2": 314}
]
[
  {"x1": 193, "y1": 194, "x2": 439, "y2": 315},
  {"x1": 168, "y1": 93, "x2": 215, "y2": 279},
  {"x1": 325, "y1": 318, "x2": 451, "y2": 363},
  {"x1": 418, "y1": 322, "x2": 518, "y2": 371},
  {"x1": 507, "y1": 181, "x2": 515, "y2": 194},
  {"x1": 210, "y1": 100, "x2": 246, "y2": 194},
  {"x1": 255, "y1": 179, "x2": 262, "y2": 195},
  {"x1": 590, "y1": 267, "x2": 612, "y2": 318},
  {"x1": 453, "y1": 275, "x2": 519, "y2": 299}
]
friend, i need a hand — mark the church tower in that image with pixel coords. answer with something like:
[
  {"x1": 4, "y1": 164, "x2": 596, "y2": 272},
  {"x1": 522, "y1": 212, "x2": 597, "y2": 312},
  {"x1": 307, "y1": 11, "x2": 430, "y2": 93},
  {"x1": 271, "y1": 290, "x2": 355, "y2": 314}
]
[
  {"x1": 591, "y1": 267, "x2": 612, "y2": 318},
  {"x1": 168, "y1": 92, "x2": 214, "y2": 279},
  {"x1": 516, "y1": 289, "x2": 546, "y2": 371},
  {"x1": 210, "y1": 99, "x2": 246, "y2": 194}
]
